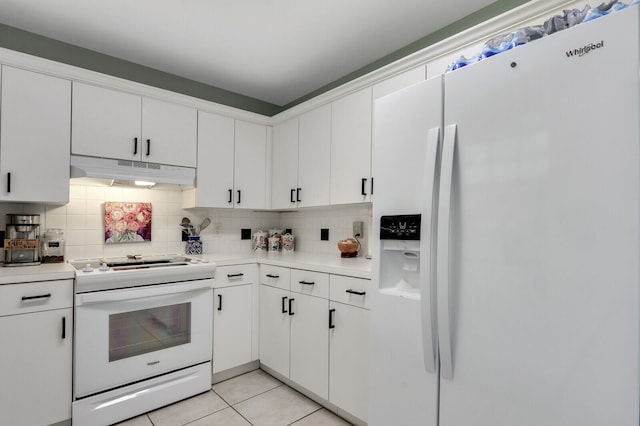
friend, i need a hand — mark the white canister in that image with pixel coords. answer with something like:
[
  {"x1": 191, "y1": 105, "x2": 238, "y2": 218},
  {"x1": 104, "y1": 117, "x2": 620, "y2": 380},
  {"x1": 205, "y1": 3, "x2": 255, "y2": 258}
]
[
  {"x1": 282, "y1": 233, "x2": 294, "y2": 252},
  {"x1": 268, "y1": 236, "x2": 281, "y2": 252},
  {"x1": 252, "y1": 230, "x2": 267, "y2": 251}
]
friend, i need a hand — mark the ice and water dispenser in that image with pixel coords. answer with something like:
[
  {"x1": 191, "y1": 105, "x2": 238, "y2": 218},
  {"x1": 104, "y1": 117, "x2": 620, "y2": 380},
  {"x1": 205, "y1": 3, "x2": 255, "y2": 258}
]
[{"x1": 379, "y1": 214, "x2": 422, "y2": 299}]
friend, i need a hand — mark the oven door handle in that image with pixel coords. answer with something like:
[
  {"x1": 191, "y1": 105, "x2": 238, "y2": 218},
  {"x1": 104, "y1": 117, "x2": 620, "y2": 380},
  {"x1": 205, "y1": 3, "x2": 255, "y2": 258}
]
[{"x1": 75, "y1": 279, "x2": 214, "y2": 306}]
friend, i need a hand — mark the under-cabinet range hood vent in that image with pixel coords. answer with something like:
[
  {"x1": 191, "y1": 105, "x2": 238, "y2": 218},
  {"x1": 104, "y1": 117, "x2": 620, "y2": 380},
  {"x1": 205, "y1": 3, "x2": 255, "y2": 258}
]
[{"x1": 70, "y1": 155, "x2": 196, "y2": 187}]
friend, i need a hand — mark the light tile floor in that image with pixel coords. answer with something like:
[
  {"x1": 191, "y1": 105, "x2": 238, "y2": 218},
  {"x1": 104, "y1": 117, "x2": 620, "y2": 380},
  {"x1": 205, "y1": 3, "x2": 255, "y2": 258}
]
[{"x1": 115, "y1": 369, "x2": 352, "y2": 426}]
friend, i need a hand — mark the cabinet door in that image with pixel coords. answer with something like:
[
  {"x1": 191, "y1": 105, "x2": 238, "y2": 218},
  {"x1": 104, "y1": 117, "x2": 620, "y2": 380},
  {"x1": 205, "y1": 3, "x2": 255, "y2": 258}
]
[
  {"x1": 297, "y1": 104, "x2": 330, "y2": 207},
  {"x1": 329, "y1": 301, "x2": 370, "y2": 422},
  {"x1": 259, "y1": 285, "x2": 290, "y2": 377},
  {"x1": 194, "y1": 111, "x2": 235, "y2": 208},
  {"x1": 213, "y1": 284, "x2": 252, "y2": 374},
  {"x1": 0, "y1": 66, "x2": 71, "y2": 203},
  {"x1": 234, "y1": 120, "x2": 267, "y2": 209},
  {"x1": 290, "y1": 293, "x2": 329, "y2": 400},
  {"x1": 72, "y1": 81, "x2": 141, "y2": 161},
  {"x1": 272, "y1": 117, "x2": 299, "y2": 209},
  {"x1": 330, "y1": 88, "x2": 373, "y2": 205},
  {"x1": 0, "y1": 308, "x2": 72, "y2": 426},
  {"x1": 142, "y1": 97, "x2": 197, "y2": 167}
]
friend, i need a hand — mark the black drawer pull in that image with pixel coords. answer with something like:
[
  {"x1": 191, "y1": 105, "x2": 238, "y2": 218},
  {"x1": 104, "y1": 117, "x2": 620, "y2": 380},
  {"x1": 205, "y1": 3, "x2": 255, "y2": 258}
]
[
  {"x1": 237, "y1": 190, "x2": 241, "y2": 204},
  {"x1": 361, "y1": 177, "x2": 368, "y2": 195},
  {"x1": 266, "y1": 274, "x2": 280, "y2": 279},
  {"x1": 6, "y1": 172, "x2": 11, "y2": 193},
  {"x1": 329, "y1": 308, "x2": 336, "y2": 329},
  {"x1": 296, "y1": 187, "x2": 302, "y2": 202},
  {"x1": 290, "y1": 189, "x2": 296, "y2": 203},
  {"x1": 228, "y1": 189, "x2": 233, "y2": 203},
  {"x1": 281, "y1": 296, "x2": 288, "y2": 313},
  {"x1": 61, "y1": 316, "x2": 66, "y2": 339},
  {"x1": 133, "y1": 137, "x2": 138, "y2": 155},
  {"x1": 146, "y1": 139, "x2": 151, "y2": 156},
  {"x1": 288, "y1": 298, "x2": 295, "y2": 316},
  {"x1": 227, "y1": 273, "x2": 244, "y2": 278},
  {"x1": 299, "y1": 280, "x2": 315, "y2": 285},
  {"x1": 218, "y1": 294, "x2": 223, "y2": 311},
  {"x1": 345, "y1": 289, "x2": 366, "y2": 296},
  {"x1": 21, "y1": 293, "x2": 52, "y2": 301}
]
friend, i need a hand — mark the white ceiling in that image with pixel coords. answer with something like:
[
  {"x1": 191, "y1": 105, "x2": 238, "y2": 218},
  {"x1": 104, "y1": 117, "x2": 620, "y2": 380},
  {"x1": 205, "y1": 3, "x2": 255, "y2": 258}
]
[{"x1": 0, "y1": 0, "x2": 497, "y2": 106}]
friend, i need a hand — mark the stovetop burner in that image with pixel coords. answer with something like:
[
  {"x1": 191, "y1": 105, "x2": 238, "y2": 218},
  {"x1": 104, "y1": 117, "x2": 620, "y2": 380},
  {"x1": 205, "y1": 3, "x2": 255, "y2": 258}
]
[{"x1": 70, "y1": 254, "x2": 216, "y2": 293}]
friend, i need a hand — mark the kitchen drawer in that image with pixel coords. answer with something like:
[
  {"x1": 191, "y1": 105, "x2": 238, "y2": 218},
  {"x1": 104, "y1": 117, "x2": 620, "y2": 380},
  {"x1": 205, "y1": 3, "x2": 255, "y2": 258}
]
[
  {"x1": 329, "y1": 275, "x2": 371, "y2": 309},
  {"x1": 0, "y1": 279, "x2": 73, "y2": 316},
  {"x1": 215, "y1": 264, "x2": 257, "y2": 288},
  {"x1": 290, "y1": 269, "x2": 329, "y2": 299},
  {"x1": 260, "y1": 265, "x2": 290, "y2": 290}
]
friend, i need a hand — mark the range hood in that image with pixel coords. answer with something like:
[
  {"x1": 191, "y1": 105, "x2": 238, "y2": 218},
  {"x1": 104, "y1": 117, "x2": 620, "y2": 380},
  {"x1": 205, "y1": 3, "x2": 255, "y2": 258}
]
[{"x1": 70, "y1": 155, "x2": 196, "y2": 187}]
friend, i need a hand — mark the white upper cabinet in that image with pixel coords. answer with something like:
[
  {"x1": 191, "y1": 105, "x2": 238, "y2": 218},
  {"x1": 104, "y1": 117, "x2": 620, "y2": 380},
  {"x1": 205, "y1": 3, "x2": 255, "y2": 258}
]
[
  {"x1": 186, "y1": 111, "x2": 235, "y2": 208},
  {"x1": 272, "y1": 117, "x2": 299, "y2": 209},
  {"x1": 72, "y1": 82, "x2": 197, "y2": 167},
  {"x1": 185, "y1": 113, "x2": 267, "y2": 209},
  {"x1": 141, "y1": 97, "x2": 197, "y2": 167},
  {"x1": 234, "y1": 120, "x2": 267, "y2": 209},
  {"x1": 297, "y1": 104, "x2": 331, "y2": 207},
  {"x1": 330, "y1": 87, "x2": 373, "y2": 205},
  {"x1": 0, "y1": 66, "x2": 71, "y2": 203}
]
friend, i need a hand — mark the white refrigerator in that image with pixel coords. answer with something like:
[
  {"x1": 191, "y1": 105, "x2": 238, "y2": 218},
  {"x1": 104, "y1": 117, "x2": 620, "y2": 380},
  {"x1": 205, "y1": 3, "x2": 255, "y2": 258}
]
[{"x1": 370, "y1": 5, "x2": 639, "y2": 426}]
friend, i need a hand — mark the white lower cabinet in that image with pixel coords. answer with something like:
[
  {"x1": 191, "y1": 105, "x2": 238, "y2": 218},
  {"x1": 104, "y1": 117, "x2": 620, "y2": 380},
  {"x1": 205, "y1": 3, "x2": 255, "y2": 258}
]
[
  {"x1": 259, "y1": 265, "x2": 370, "y2": 422},
  {"x1": 0, "y1": 279, "x2": 73, "y2": 426},
  {"x1": 213, "y1": 264, "x2": 257, "y2": 375}
]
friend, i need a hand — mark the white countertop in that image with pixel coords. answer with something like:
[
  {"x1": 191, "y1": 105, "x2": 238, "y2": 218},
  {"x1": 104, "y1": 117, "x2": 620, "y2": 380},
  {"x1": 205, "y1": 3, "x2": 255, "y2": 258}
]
[
  {"x1": 0, "y1": 262, "x2": 75, "y2": 285},
  {"x1": 0, "y1": 251, "x2": 372, "y2": 285},
  {"x1": 206, "y1": 251, "x2": 372, "y2": 279}
]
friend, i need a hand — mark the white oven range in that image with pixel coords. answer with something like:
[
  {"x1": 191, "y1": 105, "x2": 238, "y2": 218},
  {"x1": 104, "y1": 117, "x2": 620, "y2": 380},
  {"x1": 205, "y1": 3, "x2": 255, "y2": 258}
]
[{"x1": 71, "y1": 255, "x2": 215, "y2": 426}]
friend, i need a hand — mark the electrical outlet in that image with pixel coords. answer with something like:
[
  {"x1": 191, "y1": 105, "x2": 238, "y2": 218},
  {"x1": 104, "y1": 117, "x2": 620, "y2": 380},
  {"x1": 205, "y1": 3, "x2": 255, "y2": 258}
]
[
  {"x1": 241, "y1": 229, "x2": 252, "y2": 240},
  {"x1": 213, "y1": 222, "x2": 222, "y2": 237},
  {"x1": 353, "y1": 221, "x2": 364, "y2": 238},
  {"x1": 321, "y1": 228, "x2": 329, "y2": 241}
]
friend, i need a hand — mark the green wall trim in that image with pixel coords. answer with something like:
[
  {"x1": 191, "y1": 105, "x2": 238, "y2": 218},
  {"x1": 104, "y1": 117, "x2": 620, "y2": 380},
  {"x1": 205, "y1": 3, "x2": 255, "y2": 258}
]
[
  {"x1": 0, "y1": 0, "x2": 529, "y2": 116},
  {"x1": 281, "y1": 0, "x2": 530, "y2": 110},
  {"x1": 0, "y1": 22, "x2": 281, "y2": 116}
]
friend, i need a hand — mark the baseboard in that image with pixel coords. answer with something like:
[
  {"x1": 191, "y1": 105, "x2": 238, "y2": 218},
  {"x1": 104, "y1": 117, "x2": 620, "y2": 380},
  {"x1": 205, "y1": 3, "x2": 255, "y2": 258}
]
[{"x1": 212, "y1": 360, "x2": 260, "y2": 384}]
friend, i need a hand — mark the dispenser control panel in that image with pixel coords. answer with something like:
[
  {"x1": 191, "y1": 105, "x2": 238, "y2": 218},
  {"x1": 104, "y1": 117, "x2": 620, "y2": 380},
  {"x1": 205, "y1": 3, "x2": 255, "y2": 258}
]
[{"x1": 380, "y1": 214, "x2": 421, "y2": 240}]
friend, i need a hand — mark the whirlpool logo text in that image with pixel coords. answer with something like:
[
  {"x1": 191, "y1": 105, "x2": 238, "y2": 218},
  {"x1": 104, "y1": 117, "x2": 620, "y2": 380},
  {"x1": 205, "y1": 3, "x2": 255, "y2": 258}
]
[{"x1": 566, "y1": 40, "x2": 604, "y2": 58}]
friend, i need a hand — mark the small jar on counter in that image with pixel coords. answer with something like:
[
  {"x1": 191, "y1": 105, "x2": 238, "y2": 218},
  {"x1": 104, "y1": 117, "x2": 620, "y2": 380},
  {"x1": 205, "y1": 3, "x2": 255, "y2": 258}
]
[{"x1": 41, "y1": 228, "x2": 65, "y2": 263}]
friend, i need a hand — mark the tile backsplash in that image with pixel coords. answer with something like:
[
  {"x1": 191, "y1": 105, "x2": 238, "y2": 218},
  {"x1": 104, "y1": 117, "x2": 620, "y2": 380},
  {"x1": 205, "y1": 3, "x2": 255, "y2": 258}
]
[{"x1": 0, "y1": 182, "x2": 372, "y2": 261}]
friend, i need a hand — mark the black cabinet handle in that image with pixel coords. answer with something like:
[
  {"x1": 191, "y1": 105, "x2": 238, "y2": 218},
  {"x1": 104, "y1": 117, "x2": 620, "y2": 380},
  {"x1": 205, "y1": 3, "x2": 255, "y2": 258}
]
[
  {"x1": 227, "y1": 273, "x2": 244, "y2": 278},
  {"x1": 288, "y1": 298, "x2": 295, "y2": 316},
  {"x1": 228, "y1": 189, "x2": 233, "y2": 203},
  {"x1": 6, "y1": 172, "x2": 11, "y2": 193},
  {"x1": 146, "y1": 139, "x2": 151, "y2": 156},
  {"x1": 299, "y1": 280, "x2": 315, "y2": 285},
  {"x1": 237, "y1": 190, "x2": 241, "y2": 204},
  {"x1": 329, "y1": 308, "x2": 336, "y2": 329},
  {"x1": 133, "y1": 137, "x2": 138, "y2": 155},
  {"x1": 281, "y1": 296, "x2": 288, "y2": 313},
  {"x1": 290, "y1": 189, "x2": 296, "y2": 203},
  {"x1": 361, "y1": 178, "x2": 368, "y2": 196},
  {"x1": 21, "y1": 293, "x2": 51, "y2": 301},
  {"x1": 370, "y1": 177, "x2": 374, "y2": 195},
  {"x1": 218, "y1": 294, "x2": 222, "y2": 311},
  {"x1": 62, "y1": 316, "x2": 66, "y2": 339},
  {"x1": 296, "y1": 188, "x2": 301, "y2": 202},
  {"x1": 266, "y1": 274, "x2": 280, "y2": 279},
  {"x1": 345, "y1": 289, "x2": 366, "y2": 296}
]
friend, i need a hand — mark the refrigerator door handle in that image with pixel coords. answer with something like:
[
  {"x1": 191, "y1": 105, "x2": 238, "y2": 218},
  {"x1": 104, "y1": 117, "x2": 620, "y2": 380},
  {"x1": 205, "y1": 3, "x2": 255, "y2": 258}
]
[
  {"x1": 420, "y1": 126, "x2": 440, "y2": 374},
  {"x1": 437, "y1": 123, "x2": 457, "y2": 380}
]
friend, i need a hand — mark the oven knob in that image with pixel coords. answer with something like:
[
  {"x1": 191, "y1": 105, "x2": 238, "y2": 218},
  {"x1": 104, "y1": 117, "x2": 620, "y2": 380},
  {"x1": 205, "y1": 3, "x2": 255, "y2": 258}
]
[
  {"x1": 190, "y1": 259, "x2": 200, "y2": 264},
  {"x1": 201, "y1": 258, "x2": 210, "y2": 263},
  {"x1": 82, "y1": 263, "x2": 93, "y2": 273},
  {"x1": 99, "y1": 262, "x2": 110, "y2": 271}
]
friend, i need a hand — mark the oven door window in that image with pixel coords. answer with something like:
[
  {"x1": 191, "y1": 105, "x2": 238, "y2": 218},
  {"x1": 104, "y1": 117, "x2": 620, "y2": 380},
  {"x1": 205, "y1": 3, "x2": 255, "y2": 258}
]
[{"x1": 109, "y1": 302, "x2": 191, "y2": 362}]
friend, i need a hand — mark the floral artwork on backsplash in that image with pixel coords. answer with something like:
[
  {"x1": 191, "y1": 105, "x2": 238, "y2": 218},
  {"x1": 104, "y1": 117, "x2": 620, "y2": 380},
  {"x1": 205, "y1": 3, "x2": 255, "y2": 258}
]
[{"x1": 105, "y1": 202, "x2": 152, "y2": 244}]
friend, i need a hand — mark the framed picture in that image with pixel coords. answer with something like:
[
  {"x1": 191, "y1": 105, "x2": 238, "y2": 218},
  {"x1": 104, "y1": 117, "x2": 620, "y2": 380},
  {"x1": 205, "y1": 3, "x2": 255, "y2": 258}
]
[{"x1": 105, "y1": 201, "x2": 152, "y2": 244}]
